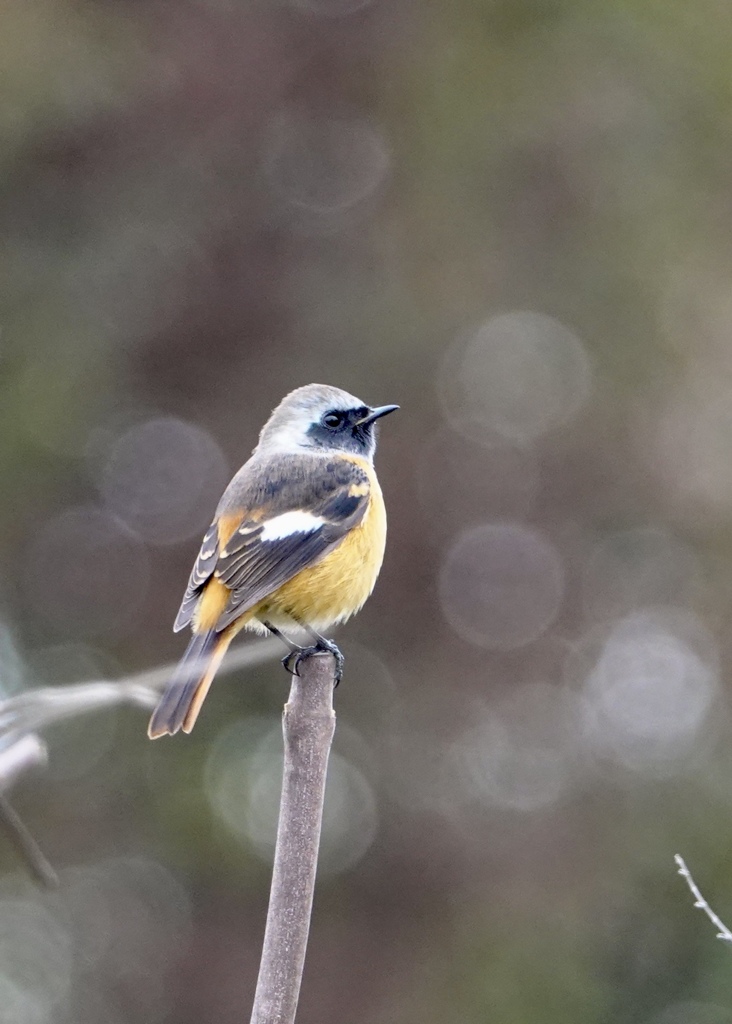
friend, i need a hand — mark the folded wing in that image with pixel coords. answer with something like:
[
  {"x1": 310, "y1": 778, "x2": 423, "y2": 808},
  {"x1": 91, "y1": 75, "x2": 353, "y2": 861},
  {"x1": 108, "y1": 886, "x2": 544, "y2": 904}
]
[{"x1": 173, "y1": 455, "x2": 371, "y2": 633}]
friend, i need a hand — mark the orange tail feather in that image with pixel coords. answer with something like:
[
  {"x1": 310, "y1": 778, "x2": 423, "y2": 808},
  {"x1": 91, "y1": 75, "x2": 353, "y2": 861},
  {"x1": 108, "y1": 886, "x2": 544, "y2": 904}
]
[{"x1": 148, "y1": 630, "x2": 233, "y2": 739}]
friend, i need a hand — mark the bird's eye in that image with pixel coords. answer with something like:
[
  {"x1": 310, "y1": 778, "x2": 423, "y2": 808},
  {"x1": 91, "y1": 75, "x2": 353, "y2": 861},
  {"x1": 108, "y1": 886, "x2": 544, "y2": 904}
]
[{"x1": 322, "y1": 411, "x2": 344, "y2": 429}]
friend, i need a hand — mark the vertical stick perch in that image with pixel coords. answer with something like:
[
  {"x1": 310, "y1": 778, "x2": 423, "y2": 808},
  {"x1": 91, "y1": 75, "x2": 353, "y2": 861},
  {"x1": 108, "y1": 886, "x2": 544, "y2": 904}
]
[{"x1": 250, "y1": 651, "x2": 336, "y2": 1024}]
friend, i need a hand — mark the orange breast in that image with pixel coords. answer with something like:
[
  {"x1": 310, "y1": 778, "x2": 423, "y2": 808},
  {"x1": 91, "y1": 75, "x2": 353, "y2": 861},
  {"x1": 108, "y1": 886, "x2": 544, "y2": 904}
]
[
  {"x1": 256, "y1": 461, "x2": 387, "y2": 630},
  {"x1": 192, "y1": 457, "x2": 387, "y2": 635}
]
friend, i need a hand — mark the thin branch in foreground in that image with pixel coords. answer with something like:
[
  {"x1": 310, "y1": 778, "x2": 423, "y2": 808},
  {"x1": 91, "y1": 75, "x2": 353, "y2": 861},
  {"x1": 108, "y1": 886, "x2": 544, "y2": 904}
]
[
  {"x1": 0, "y1": 734, "x2": 57, "y2": 887},
  {"x1": 0, "y1": 793, "x2": 58, "y2": 889},
  {"x1": 250, "y1": 651, "x2": 337, "y2": 1024},
  {"x1": 0, "y1": 636, "x2": 279, "y2": 736},
  {"x1": 0, "y1": 637, "x2": 279, "y2": 886},
  {"x1": 675, "y1": 854, "x2": 732, "y2": 944},
  {"x1": 0, "y1": 733, "x2": 47, "y2": 789}
]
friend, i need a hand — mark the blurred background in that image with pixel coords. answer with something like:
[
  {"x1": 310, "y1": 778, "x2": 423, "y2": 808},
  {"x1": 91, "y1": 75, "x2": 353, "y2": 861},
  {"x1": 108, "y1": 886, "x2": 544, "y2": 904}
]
[{"x1": 3, "y1": 0, "x2": 732, "y2": 1021}]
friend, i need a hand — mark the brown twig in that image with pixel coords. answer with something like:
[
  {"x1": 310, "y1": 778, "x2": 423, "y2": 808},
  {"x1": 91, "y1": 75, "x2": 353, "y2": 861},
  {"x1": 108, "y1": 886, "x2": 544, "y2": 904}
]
[{"x1": 250, "y1": 652, "x2": 337, "y2": 1024}]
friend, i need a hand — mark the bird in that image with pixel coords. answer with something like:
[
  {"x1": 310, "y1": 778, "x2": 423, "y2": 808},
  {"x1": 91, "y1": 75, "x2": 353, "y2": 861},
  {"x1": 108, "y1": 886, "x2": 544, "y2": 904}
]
[{"x1": 148, "y1": 383, "x2": 398, "y2": 738}]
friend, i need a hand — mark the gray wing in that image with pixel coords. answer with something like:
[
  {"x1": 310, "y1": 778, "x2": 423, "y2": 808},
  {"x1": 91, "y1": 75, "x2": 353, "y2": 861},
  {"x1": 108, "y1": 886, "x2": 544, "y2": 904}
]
[
  {"x1": 173, "y1": 521, "x2": 219, "y2": 631},
  {"x1": 173, "y1": 454, "x2": 370, "y2": 633}
]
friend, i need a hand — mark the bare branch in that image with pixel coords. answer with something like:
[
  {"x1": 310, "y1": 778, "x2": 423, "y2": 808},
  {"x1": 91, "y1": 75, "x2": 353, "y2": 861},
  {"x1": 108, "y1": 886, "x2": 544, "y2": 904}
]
[
  {"x1": 0, "y1": 734, "x2": 56, "y2": 887},
  {"x1": 0, "y1": 793, "x2": 58, "y2": 888},
  {"x1": 675, "y1": 854, "x2": 732, "y2": 944},
  {"x1": 0, "y1": 734, "x2": 47, "y2": 789},
  {"x1": 0, "y1": 637, "x2": 278, "y2": 887},
  {"x1": 250, "y1": 651, "x2": 337, "y2": 1024},
  {"x1": 0, "y1": 636, "x2": 279, "y2": 736}
]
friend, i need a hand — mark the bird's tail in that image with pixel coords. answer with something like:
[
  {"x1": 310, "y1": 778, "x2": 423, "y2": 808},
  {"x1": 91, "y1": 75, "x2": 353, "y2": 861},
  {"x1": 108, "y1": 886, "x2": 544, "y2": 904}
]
[{"x1": 148, "y1": 629, "x2": 232, "y2": 739}]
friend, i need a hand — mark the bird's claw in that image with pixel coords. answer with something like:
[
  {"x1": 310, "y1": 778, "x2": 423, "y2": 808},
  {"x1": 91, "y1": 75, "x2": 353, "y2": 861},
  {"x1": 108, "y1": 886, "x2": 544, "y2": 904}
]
[
  {"x1": 316, "y1": 638, "x2": 344, "y2": 687},
  {"x1": 280, "y1": 639, "x2": 344, "y2": 686},
  {"x1": 281, "y1": 650, "x2": 302, "y2": 677}
]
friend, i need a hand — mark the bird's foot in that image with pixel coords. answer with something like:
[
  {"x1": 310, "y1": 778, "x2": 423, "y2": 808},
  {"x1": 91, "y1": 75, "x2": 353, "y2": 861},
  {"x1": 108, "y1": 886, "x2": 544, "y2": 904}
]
[
  {"x1": 282, "y1": 637, "x2": 344, "y2": 685},
  {"x1": 313, "y1": 636, "x2": 344, "y2": 686},
  {"x1": 281, "y1": 648, "x2": 304, "y2": 676}
]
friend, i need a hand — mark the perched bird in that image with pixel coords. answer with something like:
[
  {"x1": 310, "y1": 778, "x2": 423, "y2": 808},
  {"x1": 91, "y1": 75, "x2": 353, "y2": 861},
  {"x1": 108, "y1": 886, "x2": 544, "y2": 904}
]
[{"x1": 148, "y1": 383, "x2": 398, "y2": 738}]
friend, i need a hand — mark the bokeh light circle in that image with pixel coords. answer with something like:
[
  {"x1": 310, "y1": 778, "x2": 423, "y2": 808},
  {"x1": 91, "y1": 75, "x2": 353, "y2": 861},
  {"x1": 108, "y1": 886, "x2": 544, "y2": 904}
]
[
  {"x1": 99, "y1": 417, "x2": 228, "y2": 545},
  {"x1": 42, "y1": 856, "x2": 192, "y2": 1023},
  {"x1": 206, "y1": 720, "x2": 378, "y2": 876},
  {"x1": 245, "y1": 748, "x2": 377, "y2": 876},
  {"x1": 439, "y1": 522, "x2": 565, "y2": 649},
  {"x1": 454, "y1": 685, "x2": 579, "y2": 811},
  {"x1": 580, "y1": 609, "x2": 718, "y2": 775},
  {"x1": 440, "y1": 311, "x2": 592, "y2": 443},
  {"x1": 264, "y1": 111, "x2": 390, "y2": 216},
  {"x1": 0, "y1": 900, "x2": 72, "y2": 1022}
]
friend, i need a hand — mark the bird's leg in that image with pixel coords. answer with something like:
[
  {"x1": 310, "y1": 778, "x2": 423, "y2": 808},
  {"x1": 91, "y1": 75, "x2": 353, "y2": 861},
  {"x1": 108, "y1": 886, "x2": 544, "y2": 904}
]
[
  {"x1": 264, "y1": 622, "x2": 307, "y2": 676},
  {"x1": 299, "y1": 627, "x2": 344, "y2": 686},
  {"x1": 266, "y1": 621, "x2": 344, "y2": 684}
]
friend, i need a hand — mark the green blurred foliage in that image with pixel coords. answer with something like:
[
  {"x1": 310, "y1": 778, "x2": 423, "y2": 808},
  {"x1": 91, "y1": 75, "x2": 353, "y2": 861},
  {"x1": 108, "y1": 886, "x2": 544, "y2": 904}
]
[{"x1": 2, "y1": 1, "x2": 732, "y2": 1023}]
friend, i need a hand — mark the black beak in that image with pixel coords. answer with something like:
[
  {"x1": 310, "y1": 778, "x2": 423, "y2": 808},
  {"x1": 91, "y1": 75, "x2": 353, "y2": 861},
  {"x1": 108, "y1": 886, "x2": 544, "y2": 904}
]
[{"x1": 357, "y1": 404, "x2": 400, "y2": 426}]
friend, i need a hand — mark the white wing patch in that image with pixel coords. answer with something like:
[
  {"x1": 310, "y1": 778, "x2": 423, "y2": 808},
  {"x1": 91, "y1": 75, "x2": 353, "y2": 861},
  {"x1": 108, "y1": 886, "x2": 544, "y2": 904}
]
[{"x1": 260, "y1": 510, "x2": 325, "y2": 542}]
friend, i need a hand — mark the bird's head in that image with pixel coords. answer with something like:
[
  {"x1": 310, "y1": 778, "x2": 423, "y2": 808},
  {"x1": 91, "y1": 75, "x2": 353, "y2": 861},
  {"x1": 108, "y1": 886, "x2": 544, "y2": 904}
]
[{"x1": 257, "y1": 383, "x2": 399, "y2": 461}]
